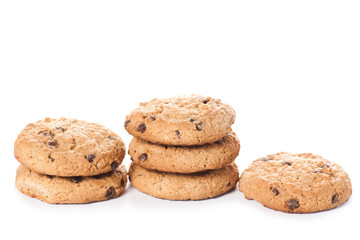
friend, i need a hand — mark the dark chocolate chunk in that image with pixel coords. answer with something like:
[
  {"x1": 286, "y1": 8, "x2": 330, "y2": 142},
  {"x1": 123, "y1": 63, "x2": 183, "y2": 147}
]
[
  {"x1": 47, "y1": 140, "x2": 58, "y2": 147},
  {"x1": 332, "y1": 194, "x2": 339, "y2": 204},
  {"x1": 271, "y1": 187, "x2": 279, "y2": 196},
  {"x1": 111, "y1": 162, "x2": 119, "y2": 171},
  {"x1": 287, "y1": 199, "x2": 300, "y2": 210},
  {"x1": 203, "y1": 99, "x2": 209, "y2": 104},
  {"x1": 138, "y1": 153, "x2": 148, "y2": 161},
  {"x1": 148, "y1": 115, "x2": 156, "y2": 121},
  {"x1": 48, "y1": 155, "x2": 55, "y2": 162},
  {"x1": 164, "y1": 146, "x2": 168, "y2": 150},
  {"x1": 85, "y1": 154, "x2": 96, "y2": 163},
  {"x1": 55, "y1": 126, "x2": 66, "y2": 132},
  {"x1": 111, "y1": 161, "x2": 119, "y2": 170},
  {"x1": 282, "y1": 161, "x2": 292, "y2": 166},
  {"x1": 69, "y1": 177, "x2": 82, "y2": 183},
  {"x1": 189, "y1": 118, "x2": 195, "y2": 123},
  {"x1": 124, "y1": 120, "x2": 131, "y2": 128},
  {"x1": 105, "y1": 187, "x2": 116, "y2": 199},
  {"x1": 175, "y1": 130, "x2": 180, "y2": 138},
  {"x1": 196, "y1": 123, "x2": 203, "y2": 131},
  {"x1": 136, "y1": 124, "x2": 146, "y2": 133}
]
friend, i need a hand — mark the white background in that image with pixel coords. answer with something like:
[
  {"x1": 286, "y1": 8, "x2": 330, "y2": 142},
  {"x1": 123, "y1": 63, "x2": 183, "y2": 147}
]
[{"x1": 0, "y1": 1, "x2": 359, "y2": 239}]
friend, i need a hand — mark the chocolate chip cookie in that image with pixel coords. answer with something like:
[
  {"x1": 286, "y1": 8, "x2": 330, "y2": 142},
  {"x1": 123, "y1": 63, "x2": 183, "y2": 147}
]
[
  {"x1": 239, "y1": 152, "x2": 352, "y2": 213},
  {"x1": 128, "y1": 131, "x2": 240, "y2": 173},
  {"x1": 129, "y1": 162, "x2": 239, "y2": 200},
  {"x1": 14, "y1": 118, "x2": 126, "y2": 177},
  {"x1": 124, "y1": 95, "x2": 236, "y2": 146},
  {"x1": 15, "y1": 164, "x2": 128, "y2": 204}
]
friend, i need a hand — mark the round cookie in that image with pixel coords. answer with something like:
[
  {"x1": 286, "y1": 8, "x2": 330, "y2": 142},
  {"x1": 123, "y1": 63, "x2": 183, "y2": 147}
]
[
  {"x1": 129, "y1": 132, "x2": 240, "y2": 173},
  {"x1": 14, "y1": 117, "x2": 126, "y2": 177},
  {"x1": 15, "y1": 164, "x2": 128, "y2": 204},
  {"x1": 129, "y1": 162, "x2": 239, "y2": 200},
  {"x1": 124, "y1": 95, "x2": 236, "y2": 146},
  {"x1": 238, "y1": 152, "x2": 352, "y2": 213}
]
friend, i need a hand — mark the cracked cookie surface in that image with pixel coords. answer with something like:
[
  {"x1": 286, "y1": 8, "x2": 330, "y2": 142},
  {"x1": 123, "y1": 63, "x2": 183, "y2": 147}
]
[
  {"x1": 129, "y1": 162, "x2": 239, "y2": 200},
  {"x1": 14, "y1": 117, "x2": 126, "y2": 176},
  {"x1": 129, "y1": 132, "x2": 240, "y2": 173},
  {"x1": 238, "y1": 152, "x2": 352, "y2": 213},
  {"x1": 124, "y1": 95, "x2": 236, "y2": 146},
  {"x1": 15, "y1": 164, "x2": 128, "y2": 204}
]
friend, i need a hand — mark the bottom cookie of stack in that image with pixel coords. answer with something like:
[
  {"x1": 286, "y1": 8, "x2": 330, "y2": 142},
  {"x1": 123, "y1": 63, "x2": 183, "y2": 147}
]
[
  {"x1": 15, "y1": 164, "x2": 128, "y2": 204},
  {"x1": 129, "y1": 162, "x2": 239, "y2": 200}
]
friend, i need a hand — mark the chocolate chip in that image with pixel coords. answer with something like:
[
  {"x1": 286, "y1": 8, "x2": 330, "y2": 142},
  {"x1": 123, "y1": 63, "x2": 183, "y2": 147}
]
[
  {"x1": 121, "y1": 179, "x2": 125, "y2": 187},
  {"x1": 196, "y1": 123, "x2": 203, "y2": 131},
  {"x1": 111, "y1": 161, "x2": 119, "y2": 170},
  {"x1": 282, "y1": 161, "x2": 292, "y2": 166},
  {"x1": 136, "y1": 124, "x2": 146, "y2": 133},
  {"x1": 70, "y1": 177, "x2": 82, "y2": 183},
  {"x1": 85, "y1": 154, "x2": 96, "y2": 163},
  {"x1": 40, "y1": 131, "x2": 54, "y2": 137},
  {"x1": 138, "y1": 153, "x2": 148, "y2": 161},
  {"x1": 227, "y1": 182, "x2": 231, "y2": 187},
  {"x1": 124, "y1": 120, "x2": 131, "y2": 128},
  {"x1": 261, "y1": 157, "x2": 270, "y2": 161},
  {"x1": 189, "y1": 118, "x2": 195, "y2": 123},
  {"x1": 105, "y1": 187, "x2": 116, "y2": 199},
  {"x1": 165, "y1": 146, "x2": 168, "y2": 150},
  {"x1": 148, "y1": 115, "x2": 156, "y2": 121},
  {"x1": 287, "y1": 199, "x2": 300, "y2": 210},
  {"x1": 48, "y1": 155, "x2": 55, "y2": 162},
  {"x1": 47, "y1": 140, "x2": 58, "y2": 147},
  {"x1": 175, "y1": 130, "x2": 180, "y2": 138},
  {"x1": 203, "y1": 99, "x2": 209, "y2": 104},
  {"x1": 55, "y1": 126, "x2": 66, "y2": 132},
  {"x1": 313, "y1": 170, "x2": 323, "y2": 173},
  {"x1": 332, "y1": 194, "x2": 339, "y2": 204},
  {"x1": 271, "y1": 187, "x2": 279, "y2": 196}
]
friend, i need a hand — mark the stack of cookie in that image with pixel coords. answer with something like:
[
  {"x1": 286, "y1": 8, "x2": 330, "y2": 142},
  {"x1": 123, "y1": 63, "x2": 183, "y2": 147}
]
[
  {"x1": 125, "y1": 95, "x2": 240, "y2": 200},
  {"x1": 14, "y1": 117, "x2": 128, "y2": 204}
]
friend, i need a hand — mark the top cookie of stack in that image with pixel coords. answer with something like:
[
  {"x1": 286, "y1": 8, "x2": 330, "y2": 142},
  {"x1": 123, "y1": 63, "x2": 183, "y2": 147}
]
[
  {"x1": 125, "y1": 95, "x2": 240, "y2": 200},
  {"x1": 124, "y1": 94, "x2": 236, "y2": 146}
]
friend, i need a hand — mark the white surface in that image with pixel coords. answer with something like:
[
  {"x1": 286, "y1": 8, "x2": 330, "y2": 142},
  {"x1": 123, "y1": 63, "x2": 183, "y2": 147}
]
[{"x1": 0, "y1": 1, "x2": 359, "y2": 239}]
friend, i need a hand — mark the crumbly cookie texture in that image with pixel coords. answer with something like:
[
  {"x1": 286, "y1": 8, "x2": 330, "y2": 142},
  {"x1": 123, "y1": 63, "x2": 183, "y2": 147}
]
[
  {"x1": 14, "y1": 117, "x2": 126, "y2": 177},
  {"x1": 129, "y1": 162, "x2": 239, "y2": 200},
  {"x1": 124, "y1": 95, "x2": 236, "y2": 146},
  {"x1": 15, "y1": 164, "x2": 128, "y2": 204},
  {"x1": 238, "y1": 152, "x2": 352, "y2": 213},
  {"x1": 129, "y1": 132, "x2": 240, "y2": 173}
]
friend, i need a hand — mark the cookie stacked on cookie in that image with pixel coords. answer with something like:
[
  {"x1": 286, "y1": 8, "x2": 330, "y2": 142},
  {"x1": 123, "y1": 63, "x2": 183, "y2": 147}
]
[
  {"x1": 14, "y1": 118, "x2": 128, "y2": 204},
  {"x1": 125, "y1": 95, "x2": 240, "y2": 200}
]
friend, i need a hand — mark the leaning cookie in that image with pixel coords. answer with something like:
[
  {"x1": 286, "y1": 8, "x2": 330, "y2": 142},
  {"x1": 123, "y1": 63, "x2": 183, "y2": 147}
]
[
  {"x1": 238, "y1": 152, "x2": 352, "y2": 213},
  {"x1": 15, "y1": 164, "x2": 128, "y2": 204},
  {"x1": 14, "y1": 117, "x2": 126, "y2": 177},
  {"x1": 129, "y1": 162, "x2": 239, "y2": 200},
  {"x1": 124, "y1": 95, "x2": 236, "y2": 146},
  {"x1": 128, "y1": 132, "x2": 240, "y2": 173}
]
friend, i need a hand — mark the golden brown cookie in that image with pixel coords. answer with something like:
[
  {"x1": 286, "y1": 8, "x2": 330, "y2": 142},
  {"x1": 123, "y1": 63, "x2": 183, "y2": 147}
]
[
  {"x1": 124, "y1": 95, "x2": 236, "y2": 146},
  {"x1": 128, "y1": 132, "x2": 240, "y2": 173},
  {"x1": 239, "y1": 152, "x2": 352, "y2": 213},
  {"x1": 129, "y1": 162, "x2": 239, "y2": 200},
  {"x1": 15, "y1": 164, "x2": 128, "y2": 204},
  {"x1": 14, "y1": 117, "x2": 126, "y2": 177}
]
